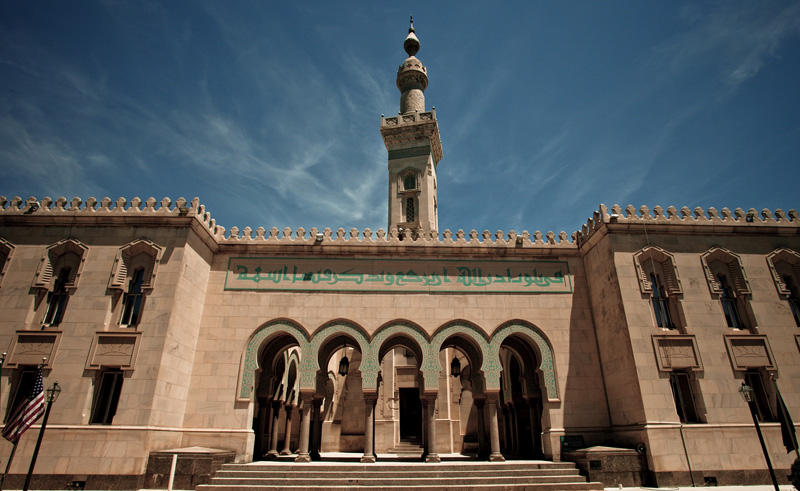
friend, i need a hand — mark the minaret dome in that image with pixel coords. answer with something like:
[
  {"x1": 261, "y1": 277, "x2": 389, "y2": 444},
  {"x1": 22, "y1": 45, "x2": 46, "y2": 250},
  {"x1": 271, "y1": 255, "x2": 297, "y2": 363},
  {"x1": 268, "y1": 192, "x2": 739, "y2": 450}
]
[{"x1": 397, "y1": 16, "x2": 428, "y2": 114}]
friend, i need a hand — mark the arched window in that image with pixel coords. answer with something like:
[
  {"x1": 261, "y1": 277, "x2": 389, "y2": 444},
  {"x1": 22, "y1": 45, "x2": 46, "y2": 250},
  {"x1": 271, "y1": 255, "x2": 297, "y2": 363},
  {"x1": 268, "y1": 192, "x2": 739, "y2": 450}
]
[
  {"x1": 650, "y1": 273, "x2": 673, "y2": 329},
  {"x1": 717, "y1": 273, "x2": 743, "y2": 329},
  {"x1": 44, "y1": 267, "x2": 71, "y2": 326},
  {"x1": 120, "y1": 268, "x2": 145, "y2": 327},
  {"x1": 403, "y1": 173, "x2": 417, "y2": 191},
  {"x1": 634, "y1": 246, "x2": 683, "y2": 329},
  {"x1": 701, "y1": 248, "x2": 754, "y2": 330},
  {"x1": 33, "y1": 239, "x2": 88, "y2": 328},
  {"x1": 109, "y1": 239, "x2": 162, "y2": 328},
  {"x1": 766, "y1": 248, "x2": 800, "y2": 327}
]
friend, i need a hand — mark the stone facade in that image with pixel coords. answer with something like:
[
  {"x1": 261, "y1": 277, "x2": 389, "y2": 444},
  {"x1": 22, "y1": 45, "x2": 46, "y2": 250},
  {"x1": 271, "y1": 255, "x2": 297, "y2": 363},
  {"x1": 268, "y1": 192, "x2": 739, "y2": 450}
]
[{"x1": 0, "y1": 22, "x2": 799, "y2": 490}]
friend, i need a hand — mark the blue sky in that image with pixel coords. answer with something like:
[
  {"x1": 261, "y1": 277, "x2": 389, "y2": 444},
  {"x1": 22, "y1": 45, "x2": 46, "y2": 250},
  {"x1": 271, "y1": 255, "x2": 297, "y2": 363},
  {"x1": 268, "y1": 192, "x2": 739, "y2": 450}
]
[{"x1": 1, "y1": 2, "x2": 799, "y2": 237}]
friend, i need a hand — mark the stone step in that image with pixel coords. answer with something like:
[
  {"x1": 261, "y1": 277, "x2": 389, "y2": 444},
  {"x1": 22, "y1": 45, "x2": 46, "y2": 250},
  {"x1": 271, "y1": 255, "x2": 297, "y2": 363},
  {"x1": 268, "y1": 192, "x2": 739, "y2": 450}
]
[
  {"x1": 206, "y1": 475, "x2": 588, "y2": 485},
  {"x1": 214, "y1": 468, "x2": 581, "y2": 478},
  {"x1": 220, "y1": 462, "x2": 579, "y2": 472},
  {"x1": 195, "y1": 460, "x2": 605, "y2": 490},
  {"x1": 196, "y1": 484, "x2": 603, "y2": 491}
]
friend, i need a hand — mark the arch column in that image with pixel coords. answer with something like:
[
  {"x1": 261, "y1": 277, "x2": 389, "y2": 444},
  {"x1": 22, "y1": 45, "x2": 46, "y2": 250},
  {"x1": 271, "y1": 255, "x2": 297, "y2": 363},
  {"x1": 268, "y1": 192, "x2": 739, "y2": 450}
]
[
  {"x1": 294, "y1": 392, "x2": 314, "y2": 463},
  {"x1": 280, "y1": 404, "x2": 294, "y2": 455},
  {"x1": 310, "y1": 398, "x2": 322, "y2": 461},
  {"x1": 361, "y1": 393, "x2": 378, "y2": 463},
  {"x1": 424, "y1": 393, "x2": 440, "y2": 463},
  {"x1": 526, "y1": 396, "x2": 542, "y2": 457},
  {"x1": 487, "y1": 393, "x2": 505, "y2": 462},
  {"x1": 266, "y1": 400, "x2": 282, "y2": 459},
  {"x1": 255, "y1": 397, "x2": 269, "y2": 459},
  {"x1": 475, "y1": 398, "x2": 487, "y2": 459}
]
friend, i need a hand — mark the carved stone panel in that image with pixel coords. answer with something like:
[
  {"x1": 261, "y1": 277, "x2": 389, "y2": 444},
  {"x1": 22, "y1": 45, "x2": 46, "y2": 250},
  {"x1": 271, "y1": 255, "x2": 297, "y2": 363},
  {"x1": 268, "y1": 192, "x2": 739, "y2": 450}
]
[
  {"x1": 652, "y1": 335, "x2": 702, "y2": 371},
  {"x1": 724, "y1": 335, "x2": 776, "y2": 371},
  {"x1": 86, "y1": 331, "x2": 142, "y2": 370},
  {"x1": 6, "y1": 331, "x2": 62, "y2": 367}
]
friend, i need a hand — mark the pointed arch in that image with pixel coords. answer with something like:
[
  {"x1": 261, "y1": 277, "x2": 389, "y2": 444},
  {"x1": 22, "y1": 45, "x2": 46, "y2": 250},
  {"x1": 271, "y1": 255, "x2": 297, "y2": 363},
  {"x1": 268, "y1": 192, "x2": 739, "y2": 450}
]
[
  {"x1": 428, "y1": 320, "x2": 490, "y2": 391},
  {"x1": 308, "y1": 319, "x2": 371, "y2": 389},
  {"x1": 238, "y1": 319, "x2": 309, "y2": 401},
  {"x1": 766, "y1": 248, "x2": 800, "y2": 297},
  {"x1": 33, "y1": 238, "x2": 88, "y2": 290},
  {"x1": 486, "y1": 321, "x2": 559, "y2": 402}
]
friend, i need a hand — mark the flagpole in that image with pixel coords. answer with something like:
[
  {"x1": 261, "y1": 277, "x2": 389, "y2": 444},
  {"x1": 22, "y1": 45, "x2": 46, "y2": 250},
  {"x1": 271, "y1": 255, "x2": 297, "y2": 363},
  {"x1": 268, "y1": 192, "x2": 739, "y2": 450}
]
[
  {"x1": 0, "y1": 352, "x2": 10, "y2": 491},
  {"x1": 772, "y1": 373, "x2": 800, "y2": 459},
  {"x1": 0, "y1": 440, "x2": 17, "y2": 491},
  {"x1": 22, "y1": 359, "x2": 59, "y2": 491}
]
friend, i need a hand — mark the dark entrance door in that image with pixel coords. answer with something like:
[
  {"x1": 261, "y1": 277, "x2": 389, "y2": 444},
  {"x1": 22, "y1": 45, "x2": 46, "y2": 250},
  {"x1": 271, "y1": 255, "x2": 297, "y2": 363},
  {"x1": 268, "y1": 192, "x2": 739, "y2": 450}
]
[{"x1": 399, "y1": 388, "x2": 422, "y2": 441}]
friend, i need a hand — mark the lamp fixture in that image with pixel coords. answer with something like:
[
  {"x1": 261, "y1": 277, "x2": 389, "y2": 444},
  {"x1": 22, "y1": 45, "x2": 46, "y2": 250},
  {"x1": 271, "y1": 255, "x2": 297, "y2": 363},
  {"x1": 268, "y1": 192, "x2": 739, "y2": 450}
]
[
  {"x1": 338, "y1": 343, "x2": 350, "y2": 376},
  {"x1": 450, "y1": 355, "x2": 461, "y2": 378},
  {"x1": 46, "y1": 381, "x2": 61, "y2": 403},
  {"x1": 739, "y1": 381, "x2": 754, "y2": 403}
]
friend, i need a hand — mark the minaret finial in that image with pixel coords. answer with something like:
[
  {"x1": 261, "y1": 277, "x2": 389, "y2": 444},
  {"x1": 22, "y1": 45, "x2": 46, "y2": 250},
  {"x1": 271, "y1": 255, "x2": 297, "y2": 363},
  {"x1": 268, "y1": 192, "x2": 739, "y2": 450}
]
[{"x1": 403, "y1": 16, "x2": 420, "y2": 57}]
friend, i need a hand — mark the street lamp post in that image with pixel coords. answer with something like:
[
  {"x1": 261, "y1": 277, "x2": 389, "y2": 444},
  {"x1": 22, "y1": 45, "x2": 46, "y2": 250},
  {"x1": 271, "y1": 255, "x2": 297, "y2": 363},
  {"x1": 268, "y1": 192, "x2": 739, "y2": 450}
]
[
  {"x1": 22, "y1": 382, "x2": 61, "y2": 491},
  {"x1": 738, "y1": 382, "x2": 780, "y2": 491}
]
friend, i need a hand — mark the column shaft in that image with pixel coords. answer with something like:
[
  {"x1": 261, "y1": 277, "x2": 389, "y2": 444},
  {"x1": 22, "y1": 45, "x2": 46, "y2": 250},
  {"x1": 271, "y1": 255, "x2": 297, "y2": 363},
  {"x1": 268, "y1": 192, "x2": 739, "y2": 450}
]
[
  {"x1": 311, "y1": 398, "x2": 322, "y2": 460},
  {"x1": 280, "y1": 405, "x2": 294, "y2": 455},
  {"x1": 361, "y1": 393, "x2": 378, "y2": 463},
  {"x1": 294, "y1": 394, "x2": 314, "y2": 463},
  {"x1": 266, "y1": 400, "x2": 281, "y2": 459},
  {"x1": 475, "y1": 399, "x2": 487, "y2": 459},
  {"x1": 424, "y1": 393, "x2": 440, "y2": 463},
  {"x1": 488, "y1": 396, "x2": 505, "y2": 462}
]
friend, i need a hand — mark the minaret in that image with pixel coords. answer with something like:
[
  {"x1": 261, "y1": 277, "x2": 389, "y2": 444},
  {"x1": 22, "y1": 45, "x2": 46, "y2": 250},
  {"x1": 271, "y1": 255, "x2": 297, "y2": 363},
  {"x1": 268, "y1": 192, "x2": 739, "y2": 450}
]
[{"x1": 381, "y1": 17, "x2": 443, "y2": 235}]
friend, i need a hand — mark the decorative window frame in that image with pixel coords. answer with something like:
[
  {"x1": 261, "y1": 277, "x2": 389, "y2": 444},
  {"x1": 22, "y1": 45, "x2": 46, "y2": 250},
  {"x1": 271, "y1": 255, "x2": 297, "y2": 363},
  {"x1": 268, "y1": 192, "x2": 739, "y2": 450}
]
[
  {"x1": 652, "y1": 334, "x2": 702, "y2": 371},
  {"x1": 32, "y1": 239, "x2": 88, "y2": 291},
  {"x1": 700, "y1": 247, "x2": 751, "y2": 297},
  {"x1": 5, "y1": 330, "x2": 63, "y2": 368},
  {"x1": 634, "y1": 246, "x2": 683, "y2": 295},
  {"x1": 398, "y1": 168, "x2": 420, "y2": 193},
  {"x1": 723, "y1": 334, "x2": 776, "y2": 371},
  {"x1": 85, "y1": 331, "x2": 142, "y2": 371},
  {"x1": 634, "y1": 246, "x2": 686, "y2": 329},
  {"x1": 701, "y1": 247, "x2": 757, "y2": 330},
  {"x1": 0, "y1": 237, "x2": 14, "y2": 289},
  {"x1": 766, "y1": 248, "x2": 800, "y2": 298},
  {"x1": 108, "y1": 238, "x2": 162, "y2": 293}
]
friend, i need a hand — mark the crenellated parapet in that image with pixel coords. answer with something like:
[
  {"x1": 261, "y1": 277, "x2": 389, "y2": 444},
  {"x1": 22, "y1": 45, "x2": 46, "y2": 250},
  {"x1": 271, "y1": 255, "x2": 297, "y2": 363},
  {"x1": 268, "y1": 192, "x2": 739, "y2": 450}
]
[
  {"x1": 4, "y1": 196, "x2": 797, "y2": 253},
  {"x1": 215, "y1": 224, "x2": 576, "y2": 249},
  {"x1": 575, "y1": 203, "x2": 800, "y2": 245}
]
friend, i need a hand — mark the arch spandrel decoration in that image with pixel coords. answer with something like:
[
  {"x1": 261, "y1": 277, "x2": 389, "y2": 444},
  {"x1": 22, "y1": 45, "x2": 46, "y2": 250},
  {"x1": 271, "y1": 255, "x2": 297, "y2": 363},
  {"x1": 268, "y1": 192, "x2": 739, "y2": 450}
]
[
  {"x1": 238, "y1": 320, "x2": 309, "y2": 401},
  {"x1": 486, "y1": 322, "x2": 559, "y2": 402},
  {"x1": 368, "y1": 322, "x2": 430, "y2": 390},
  {"x1": 307, "y1": 321, "x2": 370, "y2": 388},
  {"x1": 428, "y1": 321, "x2": 490, "y2": 391}
]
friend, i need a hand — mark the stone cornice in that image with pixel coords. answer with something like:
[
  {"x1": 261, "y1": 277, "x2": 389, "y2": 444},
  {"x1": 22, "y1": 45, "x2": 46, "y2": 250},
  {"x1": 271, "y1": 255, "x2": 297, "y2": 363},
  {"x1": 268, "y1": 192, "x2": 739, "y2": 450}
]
[{"x1": 380, "y1": 110, "x2": 443, "y2": 165}]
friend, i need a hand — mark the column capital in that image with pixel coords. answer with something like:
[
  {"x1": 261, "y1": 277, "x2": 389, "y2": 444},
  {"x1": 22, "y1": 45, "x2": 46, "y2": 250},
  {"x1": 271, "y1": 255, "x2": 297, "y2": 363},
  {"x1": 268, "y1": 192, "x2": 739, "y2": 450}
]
[{"x1": 363, "y1": 392, "x2": 379, "y2": 405}]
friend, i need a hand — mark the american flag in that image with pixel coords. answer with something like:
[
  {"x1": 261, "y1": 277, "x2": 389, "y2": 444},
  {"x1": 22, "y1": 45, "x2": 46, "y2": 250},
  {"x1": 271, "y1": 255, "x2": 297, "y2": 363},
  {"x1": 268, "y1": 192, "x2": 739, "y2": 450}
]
[{"x1": 2, "y1": 366, "x2": 45, "y2": 442}]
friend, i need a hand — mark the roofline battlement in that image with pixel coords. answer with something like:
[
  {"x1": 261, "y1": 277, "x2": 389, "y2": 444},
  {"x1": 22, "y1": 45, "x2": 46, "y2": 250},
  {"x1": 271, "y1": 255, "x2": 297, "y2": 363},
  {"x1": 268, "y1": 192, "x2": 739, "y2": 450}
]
[
  {"x1": 576, "y1": 203, "x2": 800, "y2": 246},
  {"x1": 3, "y1": 197, "x2": 797, "y2": 255}
]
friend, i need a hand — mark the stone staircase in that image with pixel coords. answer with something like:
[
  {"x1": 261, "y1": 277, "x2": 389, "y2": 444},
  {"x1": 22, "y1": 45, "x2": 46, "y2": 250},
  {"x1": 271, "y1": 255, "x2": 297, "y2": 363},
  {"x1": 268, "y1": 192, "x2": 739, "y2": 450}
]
[
  {"x1": 386, "y1": 438, "x2": 423, "y2": 458},
  {"x1": 195, "y1": 460, "x2": 605, "y2": 490}
]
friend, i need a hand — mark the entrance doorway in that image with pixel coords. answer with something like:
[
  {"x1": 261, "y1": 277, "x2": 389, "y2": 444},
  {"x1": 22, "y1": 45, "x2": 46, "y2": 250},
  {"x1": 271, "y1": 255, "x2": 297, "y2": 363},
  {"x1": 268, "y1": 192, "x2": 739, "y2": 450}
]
[{"x1": 399, "y1": 388, "x2": 422, "y2": 441}]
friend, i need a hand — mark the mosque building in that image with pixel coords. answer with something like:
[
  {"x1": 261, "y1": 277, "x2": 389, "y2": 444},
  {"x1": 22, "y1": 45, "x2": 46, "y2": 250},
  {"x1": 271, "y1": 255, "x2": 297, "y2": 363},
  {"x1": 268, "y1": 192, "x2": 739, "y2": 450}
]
[{"x1": 0, "y1": 20, "x2": 798, "y2": 489}]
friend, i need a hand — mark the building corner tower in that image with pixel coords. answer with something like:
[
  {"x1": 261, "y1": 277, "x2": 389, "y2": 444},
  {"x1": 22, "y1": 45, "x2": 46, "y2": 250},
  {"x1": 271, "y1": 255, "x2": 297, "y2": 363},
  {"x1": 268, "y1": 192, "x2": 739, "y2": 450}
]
[{"x1": 380, "y1": 18, "x2": 443, "y2": 235}]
